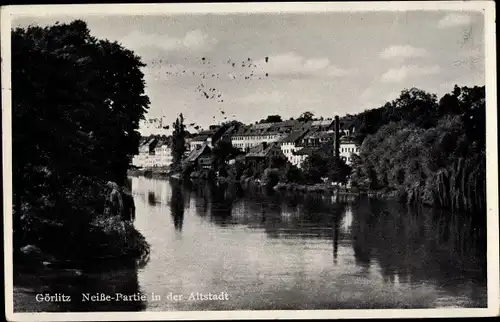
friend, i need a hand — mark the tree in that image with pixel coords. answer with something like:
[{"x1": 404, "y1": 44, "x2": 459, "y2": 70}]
[
  {"x1": 259, "y1": 115, "x2": 283, "y2": 123},
  {"x1": 301, "y1": 152, "x2": 331, "y2": 183},
  {"x1": 297, "y1": 111, "x2": 314, "y2": 122},
  {"x1": 211, "y1": 140, "x2": 240, "y2": 176},
  {"x1": 283, "y1": 163, "x2": 304, "y2": 183},
  {"x1": 171, "y1": 113, "x2": 186, "y2": 166},
  {"x1": 328, "y1": 158, "x2": 352, "y2": 185},
  {"x1": 13, "y1": 20, "x2": 149, "y2": 186},
  {"x1": 12, "y1": 20, "x2": 150, "y2": 257}
]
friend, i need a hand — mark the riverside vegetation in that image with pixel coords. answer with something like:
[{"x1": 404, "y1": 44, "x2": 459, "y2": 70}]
[
  {"x1": 12, "y1": 20, "x2": 151, "y2": 269},
  {"x1": 170, "y1": 86, "x2": 485, "y2": 215}
]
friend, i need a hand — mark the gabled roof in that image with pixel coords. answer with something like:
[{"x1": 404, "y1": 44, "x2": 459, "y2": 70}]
[
  {"x1": 185, "y1": 144, "x2": 211, "y2": 162},
  {"x1": 294, "y1": 147, "x2": 319, "y2": 156},
  {"x1": 191, "y1": 135, "x2": 209, "y2": 142},
  {"x1": 154, "y1": 138, "x2": 169, "y2": 148},
  {"x1": 308, "y1": 131, "x2": 335, "y2": 140},
  {"x1": 311, "y1": 119, "x2": 334, "y2": 127},
  {"x1": 280, "y1": 129, "x2": 310, "y2": 143},
  {"x1": 245, "y1": 142, "x2": 281, "y2": 158}
]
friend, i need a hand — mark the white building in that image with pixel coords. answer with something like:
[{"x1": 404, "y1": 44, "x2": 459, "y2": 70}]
[
  {"x1": 188, "y1": 126, "x2": 226, "y2": 151},
  {"x1": 132, "y1": 138, "x2": 156, "y2": 168},
  {"x1": 279, "y1": 130, "x2": 311, "y2": 168},
  {"x1": 132, "y1": 137, "x2": 174, "y2": 168},
  {"x1": 231, "y1": 121, "x2": 299, "y2": 151},
  {"x1": 339, "y1": 138, "x2": 360, "y2": 165},
  {"x1": 190, "y1": 135, "x2": 209, "y2": 151},
  {"x1": 153, "y1": 139, "x2": 173, "y2": 168}
]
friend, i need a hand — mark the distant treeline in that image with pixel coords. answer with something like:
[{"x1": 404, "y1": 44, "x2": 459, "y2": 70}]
[{"x1": 345, "y1": 86, "x2": 485, "y2": 213}]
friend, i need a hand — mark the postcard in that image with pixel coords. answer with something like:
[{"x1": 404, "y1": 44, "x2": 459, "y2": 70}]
[{"x1": 2, "y1": 1, "x2": 498, "y2": 320}]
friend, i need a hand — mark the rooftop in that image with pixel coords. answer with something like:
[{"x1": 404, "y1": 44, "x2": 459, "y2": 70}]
[
  {"x1": 191, "y1": 134, "x2": 209, "y2": 142},
  {"x1": 294, "y1": 147, "x2": 319, "y2": 156},
  {"x1": 311, "y1": 119, "x2": 334, "y2": 127},
  {"x1": 245, "y1": 142, "x2": 278, "y2": 158},
  {"x1": 280, "y1": 129, "x2": 310, "y2": 143},
  {"x1": 185, "y1": 144, "x2": 211, "y2": 162}
]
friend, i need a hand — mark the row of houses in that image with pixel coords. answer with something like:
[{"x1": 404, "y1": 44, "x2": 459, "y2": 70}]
[
  {"x1": 132, "y1": 136, "x2": 174, "y2": 168},
  {"x1": 132, "y1": 118, "x2": 361, "y2": 170}
]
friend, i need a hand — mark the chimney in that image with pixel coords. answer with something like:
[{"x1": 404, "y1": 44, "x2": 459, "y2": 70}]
[{"x1": 334, "y1": 115, "x2": 340, "y2": 160}]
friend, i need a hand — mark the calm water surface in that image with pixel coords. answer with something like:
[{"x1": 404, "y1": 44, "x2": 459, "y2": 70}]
[{"x1": 14, "y1": 176, "x2": 487, "y2": 311}]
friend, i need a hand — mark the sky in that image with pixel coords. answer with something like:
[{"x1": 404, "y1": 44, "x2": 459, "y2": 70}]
[{"x1": 14, "y1": 10, "x2": 485, "y2": 133}]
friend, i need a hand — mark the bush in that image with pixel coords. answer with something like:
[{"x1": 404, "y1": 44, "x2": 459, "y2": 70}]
[
  {"x1": 263, "y1": 168, "x2": 281, "y2": 188},
  {"x1": 88, "y1": 215, "x2": 150, "y2": 266}
]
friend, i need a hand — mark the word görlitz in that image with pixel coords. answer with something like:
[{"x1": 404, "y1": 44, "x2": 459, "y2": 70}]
[
  {"x1": 81, "y1": 293, "x2": 147, "y2": 302},
  {"x1": 35, "y1": 293, "x2": 71, "y2": 302}
]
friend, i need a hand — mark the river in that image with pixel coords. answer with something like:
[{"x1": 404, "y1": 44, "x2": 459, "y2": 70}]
[{"x1": 13, "y1": 176, "x2": 487, "y2": 312}]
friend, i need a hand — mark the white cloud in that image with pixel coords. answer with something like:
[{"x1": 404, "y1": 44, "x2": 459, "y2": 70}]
[
  {"x1": 120, "y1": 29, "x2": 217, "y2": 53},
  {"x1": 379, "y1": 45, "x2": 429, "y2": 59},
  {"x1": 381, "y1": 65, "x2": 441, "y2": 83},
  {"x1": 253, "y1": 52, "x2": 357, "y2": 78},
  {"x1": 438, "y1": 13, "x2": 472, "y2": 28}
]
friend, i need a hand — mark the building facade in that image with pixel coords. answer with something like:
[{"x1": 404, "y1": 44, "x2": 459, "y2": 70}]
[
  {"x1": 231, "y1": 121, "x2": 301, "y2": 151},
  {"x1": 339, "y1": 138, "x2": 360, "y2": 165},
  {"x1": 279, "y1": 130, "x2": 311, "y2": 168}
]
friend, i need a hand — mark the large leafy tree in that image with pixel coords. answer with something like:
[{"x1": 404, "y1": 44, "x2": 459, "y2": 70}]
[
  {"x1": 12, "y1": 20, "x2": 149, "y2": 185},
  {"x1": 259, "y1": 115, "x2": 283, "y2": 123},
  {"x1": 301, "y1": 152, "x2": 331, "y2": 184},
  {"x1": 350, "y1": 85, "x2": 485, "y2": 213},
  {"x1": 297, "y1": 111, "x2": 315, "y2": 122},
  {"x1": 12, "y1": 20, "x2": 149, "y2": 250}
]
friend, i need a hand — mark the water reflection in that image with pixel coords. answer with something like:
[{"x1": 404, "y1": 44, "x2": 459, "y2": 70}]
[
  {"x1": 147, "y1": 192, "x2": 156, "y2": 206},
  {"x1": 170, "y1": 183, "x2": 185, "y2": 232},
  {"x1": 15, "y1": 176, "x2": 487, "y2": 312}
]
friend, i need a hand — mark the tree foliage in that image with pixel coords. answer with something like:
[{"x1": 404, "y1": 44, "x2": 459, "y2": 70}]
[
  {"x1": 171, "y1": 113, "x2": 186, "y2": 166},
  {"x1": 259, "y1": 115, "x2": 283, "y2": 123},
  {"x1": 350, "y1": 86, "x2": 486, "y2": 213},
  {"x1": 297, "y1": 111, "x2": 315, "y2": 122},
  {"x1": 12, "y1": 20, "x2": 150, "y2": 257}
]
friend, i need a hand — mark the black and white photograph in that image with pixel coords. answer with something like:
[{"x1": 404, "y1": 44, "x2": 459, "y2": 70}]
[{"x1": 2, "y1": 2, "x2": 498, "y2": 320}]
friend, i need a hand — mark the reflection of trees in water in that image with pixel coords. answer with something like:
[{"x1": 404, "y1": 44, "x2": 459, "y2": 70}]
[
  {"x1": 185, "y1": 182, "x2": 349, "y2": 242},
  {"x1": 208, "y1": 182, "x2": 234, "y2": 226},
  {"x1": 350, "y1": 197, "x2": 487, "y2": 288},
  {"x1": 169, "y1": 183, "x2": 185, "y2": 232},
  {"x1": 332, "y1": 208, "x2": 342, "y2": 264},
  {"x1": 147, "y1": 192, "x2": 156, "y2": 206},
  {"x1": 14, "y1": 267, "x2": 146, "y2": 312}
]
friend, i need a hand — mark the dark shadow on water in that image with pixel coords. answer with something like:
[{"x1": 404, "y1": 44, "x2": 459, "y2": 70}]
[
  {"x1": 147, "y1": 191, "x2": 156, "y2": 206},
  {"x1": 169, "y1": 182, "x2": 185, "y2": 232},
  {"x1": 350, "y1": 197, "x2": 487, "y2": 297}
]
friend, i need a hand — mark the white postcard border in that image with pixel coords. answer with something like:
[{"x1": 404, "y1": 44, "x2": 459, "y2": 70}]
[{"x1": 2, "y1": 1, "x2": 498, "y2": 320}]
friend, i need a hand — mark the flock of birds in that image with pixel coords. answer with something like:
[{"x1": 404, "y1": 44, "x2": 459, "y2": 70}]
[{"x1": 149, "y1": 55, "x2": 271, "y2": 125}]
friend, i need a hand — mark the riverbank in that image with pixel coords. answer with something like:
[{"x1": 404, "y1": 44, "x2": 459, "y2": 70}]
[
  {"x1": 128, "y1": 167, "x2": 380, "y2": 198},
  {"x1": 14, "y1": 181, "x2": 150, "y2": 273}
]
